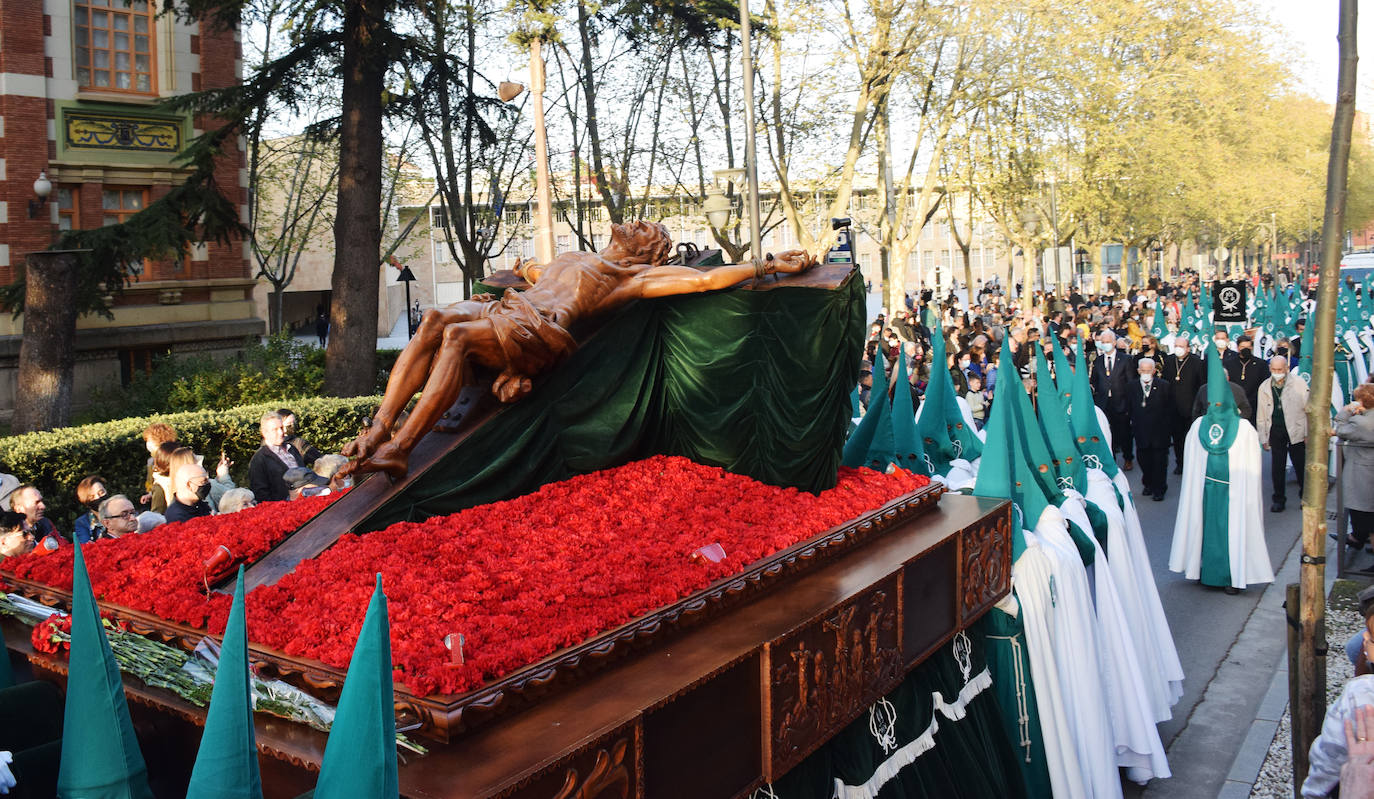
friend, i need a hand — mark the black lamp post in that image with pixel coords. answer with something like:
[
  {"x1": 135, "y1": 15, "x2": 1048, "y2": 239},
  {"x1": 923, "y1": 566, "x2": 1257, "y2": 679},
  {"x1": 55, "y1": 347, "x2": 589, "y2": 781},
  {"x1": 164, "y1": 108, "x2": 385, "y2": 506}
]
[
  {"x1": 397, "y1": 265, "x2": 417, "y2": 338},
  {"x1": 1074, "y1": 247, "x2": 1088, "y2": 290}
]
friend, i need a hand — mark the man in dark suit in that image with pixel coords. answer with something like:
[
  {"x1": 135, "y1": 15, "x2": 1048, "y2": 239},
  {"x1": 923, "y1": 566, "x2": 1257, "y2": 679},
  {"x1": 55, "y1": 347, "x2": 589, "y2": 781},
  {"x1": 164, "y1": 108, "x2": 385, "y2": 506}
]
[
  {"x1": 1127, "y1": 357, "x2": 1173, "y2": 500},
  {"x1": 1225, "y1": 334, "x2": 1267, "y2": 425},
  {"x1": 1161, "y1": 333, "x2": 1203, "y2": 474},
  {"x1": 248, "y1": 410, "x2": 302, "y2": 503},
  {"x1": 1090, "y1": 329, "x2": 1135, "y2": 470}
]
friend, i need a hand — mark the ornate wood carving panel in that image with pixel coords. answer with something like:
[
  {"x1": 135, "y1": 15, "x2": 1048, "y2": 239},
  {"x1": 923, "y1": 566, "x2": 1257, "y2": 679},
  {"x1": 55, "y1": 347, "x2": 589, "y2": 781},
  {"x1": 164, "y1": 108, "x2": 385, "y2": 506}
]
[
  {"x1": 959, "y1": 502, "x2": 1012, "y2": 625},
  {"x1": 500, "y1": 722, "x2": 640, "y2": 799},
  {"x1": 763, "y1": 575, "x2": 903, "y2": 778}
]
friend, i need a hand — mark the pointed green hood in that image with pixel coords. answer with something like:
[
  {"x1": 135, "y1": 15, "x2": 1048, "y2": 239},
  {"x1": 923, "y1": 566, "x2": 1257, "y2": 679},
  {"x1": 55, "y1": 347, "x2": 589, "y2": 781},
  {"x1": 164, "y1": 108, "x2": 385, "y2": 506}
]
[
  {"x1": 1069, "y1": 336, "x2": 1120, "y2": 478},
  {"x1": 842, "y1": 355, "x2": 896, "y2": 470},
  {"x1": 186, "y1": 566, "x2": 263, "y2": 799},
  {"x1": 889, "y1": 350, "x2": 930, "y2": 475},
  {"x1": 973, "y1": 340, "x2": 1030, "y2": 560},
  {"x1": 1005, "y1": 347, "x2": 1062, "y2": 511},
  {"x1": 1182, "y1": 290, "x2": 1199, "y2": 335},
  {"x1": 916, "y1": 324, "x2": 961, "y2": 473},
  {"x1": 1150, "y1": 301, "x2": 1168, "y2": 339},
  {"x1": 1050, "y1": 336, "x2": 1075, "y2": 409},
  {"x1": 57, "y1": 541, "x2": 154, "y2": 799},
  {"x1": 916, "y1": 321, "x2": 983, "y2": 470},
  {"x1": 1035, "y1": 347, "x2": 1087, "y2": 493},
  {"x1": 849, "y1": 386, "x2": 862, "y2": 418},
  {"x1": 1197, "y1": 345, "x2": 1241, "y2": 459},
  {"x1": 314, "y1": 575, "x2": 398, "y2": 799}
]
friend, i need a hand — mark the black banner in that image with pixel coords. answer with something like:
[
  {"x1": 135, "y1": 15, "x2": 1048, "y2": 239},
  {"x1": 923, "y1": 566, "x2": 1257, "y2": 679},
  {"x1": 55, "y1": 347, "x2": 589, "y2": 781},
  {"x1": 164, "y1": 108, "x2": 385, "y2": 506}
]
[{"x1": 1213, "y1": 280, "x2": 1247, "y2": 323}]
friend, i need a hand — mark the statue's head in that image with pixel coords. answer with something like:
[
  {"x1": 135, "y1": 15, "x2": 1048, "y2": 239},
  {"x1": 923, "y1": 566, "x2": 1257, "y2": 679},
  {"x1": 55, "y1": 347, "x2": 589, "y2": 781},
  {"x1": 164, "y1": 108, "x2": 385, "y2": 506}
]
[{"x1": 605, "y1": 221, "x2": 672, "y2": 266}]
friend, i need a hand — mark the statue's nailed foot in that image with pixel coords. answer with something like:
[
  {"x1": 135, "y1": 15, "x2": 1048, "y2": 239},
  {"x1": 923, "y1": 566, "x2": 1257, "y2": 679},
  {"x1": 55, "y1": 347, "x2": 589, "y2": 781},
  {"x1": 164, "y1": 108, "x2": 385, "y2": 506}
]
[
  {"x1": 349, "y1": 441, "x2": 411, "y2": 482},
  {"x1": 341, "y1": 422, "x2": 391, "y2": 464}
]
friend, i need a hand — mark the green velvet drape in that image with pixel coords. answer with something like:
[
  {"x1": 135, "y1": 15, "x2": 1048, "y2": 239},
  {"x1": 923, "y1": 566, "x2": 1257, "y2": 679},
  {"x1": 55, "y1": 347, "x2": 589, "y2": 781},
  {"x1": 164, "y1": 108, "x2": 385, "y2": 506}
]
[{"x1": 356, "y1": 271, "x2": 866, "y2": 532}]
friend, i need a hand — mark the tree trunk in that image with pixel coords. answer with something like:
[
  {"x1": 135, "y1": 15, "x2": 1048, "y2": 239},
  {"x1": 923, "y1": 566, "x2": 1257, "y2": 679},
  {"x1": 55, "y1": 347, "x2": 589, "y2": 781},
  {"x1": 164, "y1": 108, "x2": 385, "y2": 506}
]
[
  {"x1": 324, "y1": 0, "x2": 387, "y2": 397},
  {"x1": 269, "y1": 285, "x2": 284, "y2": 335},
  {"x1": 13, "y1": 252, "x2": 80, "y2": 433},
  {"x1": 1294, "y1": 0, "x2": 1357, "y2": 790}
]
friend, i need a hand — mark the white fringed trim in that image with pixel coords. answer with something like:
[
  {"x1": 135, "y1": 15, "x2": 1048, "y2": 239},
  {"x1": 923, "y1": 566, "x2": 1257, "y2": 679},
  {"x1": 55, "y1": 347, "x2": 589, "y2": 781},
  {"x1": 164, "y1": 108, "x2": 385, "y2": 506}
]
[{"x1": 832, "y1": 668, "x2": 994, "y2": 799}]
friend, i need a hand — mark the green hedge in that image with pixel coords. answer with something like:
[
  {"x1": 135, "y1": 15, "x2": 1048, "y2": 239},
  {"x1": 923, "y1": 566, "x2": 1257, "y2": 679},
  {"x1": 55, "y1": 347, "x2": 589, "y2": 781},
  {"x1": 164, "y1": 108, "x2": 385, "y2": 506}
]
[{"x1": 0, "y1": 395, "x2": 382, "y2": 527}]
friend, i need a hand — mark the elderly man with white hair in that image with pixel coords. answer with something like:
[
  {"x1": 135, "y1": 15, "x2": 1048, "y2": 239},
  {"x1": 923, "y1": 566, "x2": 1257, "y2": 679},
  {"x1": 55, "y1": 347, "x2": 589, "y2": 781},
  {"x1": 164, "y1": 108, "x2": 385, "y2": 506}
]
[
  {"x1": 1091, "y1": 328, "x2": 1137, "y2": 471},
  {"x1": 1127, "y1": 357, "x2": 1175, "y2": 501},
  {"x1": 165, "y1": 463, "x2": 212, "y2": 524}
]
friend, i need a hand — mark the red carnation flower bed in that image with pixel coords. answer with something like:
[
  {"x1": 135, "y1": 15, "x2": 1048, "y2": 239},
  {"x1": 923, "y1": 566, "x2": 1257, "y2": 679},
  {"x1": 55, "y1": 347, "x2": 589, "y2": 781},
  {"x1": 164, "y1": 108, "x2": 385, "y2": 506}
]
[
  {"x1": 245, "y1": 456, "x2": 928, "y2": 696},
  {"x1": 4, "y1": 457, "x2": 927, "y2": 698},
  {"x1": 3, "y1": 493, "x2": 340, "y2": 628}
]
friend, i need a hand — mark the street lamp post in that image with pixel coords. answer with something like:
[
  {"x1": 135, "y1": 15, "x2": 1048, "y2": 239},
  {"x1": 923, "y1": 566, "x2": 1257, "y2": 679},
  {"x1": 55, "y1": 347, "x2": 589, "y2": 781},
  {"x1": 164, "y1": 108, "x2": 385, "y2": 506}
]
[{"x1": 529, "y1": 39, "x2": 555, "y2": 264}]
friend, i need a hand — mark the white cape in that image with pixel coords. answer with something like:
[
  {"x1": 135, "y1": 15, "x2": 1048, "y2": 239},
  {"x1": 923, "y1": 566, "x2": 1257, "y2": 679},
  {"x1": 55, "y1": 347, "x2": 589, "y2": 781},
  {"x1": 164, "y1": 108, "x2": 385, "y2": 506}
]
[
  {"x1": 1168, "y1": 417, "x2": 1274, "y2": 588},
  {"x1": 1026, "y1": 505, "x2": 1125, "y2": 798},
  {"x1": 1104, "y1": 469, "x2": 1186, "y2": 716},
  {"x1": 1057, "y1": 492, "x2": 1171, "y2": 783}
]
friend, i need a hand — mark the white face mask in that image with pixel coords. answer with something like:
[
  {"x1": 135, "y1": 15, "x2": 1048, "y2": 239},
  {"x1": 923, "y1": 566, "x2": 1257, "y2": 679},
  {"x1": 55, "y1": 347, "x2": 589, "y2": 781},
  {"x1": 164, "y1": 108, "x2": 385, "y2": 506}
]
[
  {"x1": 1097, "y1": 341, "x2": 1112, "y2": 352},
  {"x1": 1214, "y1": 338, "x2": 1227, "y2": 349},
  {"x1": 1271, "y1": 371, "x2": 1285, "y2": 383},
  {"x1": 958, "y1": 359, "x2": 970, "y2": 369},
  {"x1": 1141, "y1": 374, "x2": 1153, "y2": 385},
  {"x1": 1175, "y1": 345, "x2": 1188, "y2": 355}
]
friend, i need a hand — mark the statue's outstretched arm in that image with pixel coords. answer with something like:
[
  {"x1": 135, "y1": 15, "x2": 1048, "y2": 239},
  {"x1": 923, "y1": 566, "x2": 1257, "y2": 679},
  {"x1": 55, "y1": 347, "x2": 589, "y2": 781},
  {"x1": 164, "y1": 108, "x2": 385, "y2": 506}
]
[{"x1": 634, "y1": 250, "x2": 817, "y2": 299}]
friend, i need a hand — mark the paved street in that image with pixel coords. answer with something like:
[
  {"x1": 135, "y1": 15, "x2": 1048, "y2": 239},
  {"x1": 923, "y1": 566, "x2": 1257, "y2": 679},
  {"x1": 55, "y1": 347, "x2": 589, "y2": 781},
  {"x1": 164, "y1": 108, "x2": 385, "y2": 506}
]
[{"x1": 1121, "y1": 447, "x2": 1310, "y2": 797}]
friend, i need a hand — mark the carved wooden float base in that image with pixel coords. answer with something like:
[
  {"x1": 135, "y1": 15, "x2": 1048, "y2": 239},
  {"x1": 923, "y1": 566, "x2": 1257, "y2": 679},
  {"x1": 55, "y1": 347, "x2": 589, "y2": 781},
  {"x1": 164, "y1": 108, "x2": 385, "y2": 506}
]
[{"x1": 3, "y1": 493, "x2": 1011, "y2": 799}]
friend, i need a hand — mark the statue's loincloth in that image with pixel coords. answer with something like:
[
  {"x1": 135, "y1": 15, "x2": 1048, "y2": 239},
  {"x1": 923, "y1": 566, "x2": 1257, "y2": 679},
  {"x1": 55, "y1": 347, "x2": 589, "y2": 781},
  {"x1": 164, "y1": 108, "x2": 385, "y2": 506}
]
[{"x1": 476, "y1": 289, "x2": 578, "y2": 401}]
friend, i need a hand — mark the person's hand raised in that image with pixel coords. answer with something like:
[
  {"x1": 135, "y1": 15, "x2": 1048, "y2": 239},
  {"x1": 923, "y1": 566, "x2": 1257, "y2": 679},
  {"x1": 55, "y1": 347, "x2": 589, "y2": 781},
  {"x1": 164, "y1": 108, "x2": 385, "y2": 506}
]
[{"x1": 1343, "y1": 704, "x2": 1374, "y2": 799}]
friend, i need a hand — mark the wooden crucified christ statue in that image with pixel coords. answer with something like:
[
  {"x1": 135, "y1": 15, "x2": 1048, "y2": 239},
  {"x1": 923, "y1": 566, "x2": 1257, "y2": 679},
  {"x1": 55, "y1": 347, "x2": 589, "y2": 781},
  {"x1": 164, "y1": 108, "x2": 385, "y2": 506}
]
[{"x1": 340, "y1": 221, "x2": 818, "y2": 479}]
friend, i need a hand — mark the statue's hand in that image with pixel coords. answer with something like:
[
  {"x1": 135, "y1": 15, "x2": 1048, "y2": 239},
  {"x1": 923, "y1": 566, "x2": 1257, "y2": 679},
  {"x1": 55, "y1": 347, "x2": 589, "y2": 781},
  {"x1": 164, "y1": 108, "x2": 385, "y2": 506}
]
[{"x1": 767, "y1": 250, "x2": 819, "y2": 275}]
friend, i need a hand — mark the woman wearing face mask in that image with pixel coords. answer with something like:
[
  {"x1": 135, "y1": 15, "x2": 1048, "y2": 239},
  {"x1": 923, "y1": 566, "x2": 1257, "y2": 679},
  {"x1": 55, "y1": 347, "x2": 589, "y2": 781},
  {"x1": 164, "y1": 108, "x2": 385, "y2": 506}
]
[{"x1": 72, "y1": 475, "x2": 109, "y2": 544}]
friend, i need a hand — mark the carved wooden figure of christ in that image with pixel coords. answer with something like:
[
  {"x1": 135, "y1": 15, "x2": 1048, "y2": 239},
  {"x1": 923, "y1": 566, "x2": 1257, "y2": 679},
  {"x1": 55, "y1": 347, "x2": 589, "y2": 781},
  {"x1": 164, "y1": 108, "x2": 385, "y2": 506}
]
[{"x1": 340, "y1": 221, "x2": 818, "y2": 479}]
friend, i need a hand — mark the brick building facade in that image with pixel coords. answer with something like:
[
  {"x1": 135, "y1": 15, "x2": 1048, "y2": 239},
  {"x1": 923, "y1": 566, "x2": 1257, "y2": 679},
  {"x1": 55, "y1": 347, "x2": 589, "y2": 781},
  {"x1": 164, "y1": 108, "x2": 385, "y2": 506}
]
[{"x1": 0, "y1": 0, "x2": 262, "y2": 420}]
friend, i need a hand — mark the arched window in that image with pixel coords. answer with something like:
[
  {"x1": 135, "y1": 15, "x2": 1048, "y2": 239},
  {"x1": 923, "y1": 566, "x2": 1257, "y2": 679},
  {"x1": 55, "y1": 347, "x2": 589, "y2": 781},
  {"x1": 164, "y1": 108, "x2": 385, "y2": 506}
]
[{"x1": 74, "y1": 0, "x2": 156, "y2": 93}]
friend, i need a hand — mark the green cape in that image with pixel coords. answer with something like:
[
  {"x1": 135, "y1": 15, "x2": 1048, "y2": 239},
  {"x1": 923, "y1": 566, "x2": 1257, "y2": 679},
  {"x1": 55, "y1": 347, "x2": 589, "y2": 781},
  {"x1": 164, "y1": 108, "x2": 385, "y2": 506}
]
[{"x1": 1197, "y1": 347, "x2": 1240, "y2": 587}]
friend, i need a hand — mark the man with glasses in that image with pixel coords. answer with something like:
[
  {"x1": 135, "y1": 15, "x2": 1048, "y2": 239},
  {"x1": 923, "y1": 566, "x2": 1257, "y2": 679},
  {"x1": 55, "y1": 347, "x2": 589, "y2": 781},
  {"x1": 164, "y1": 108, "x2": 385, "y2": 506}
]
[{"x1": 97, "y1": 495, "x2": 140, "y2": 538}]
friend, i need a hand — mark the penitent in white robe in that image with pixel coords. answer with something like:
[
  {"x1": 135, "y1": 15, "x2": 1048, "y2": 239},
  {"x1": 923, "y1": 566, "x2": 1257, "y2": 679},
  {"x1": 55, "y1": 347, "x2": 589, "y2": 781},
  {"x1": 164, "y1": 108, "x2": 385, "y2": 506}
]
[
  {"x1": 1026, "y1": 506, "x2": 1124, "y2": 799},
  {"x1": 1104, "y1": 468, "x2": 1186, "y2": 717},
  {"x1": 1168, "y1": 417, "x2": 1274, "y2": 589},
  {"x1": 1056, "y1": 493, "x2": 1171, "y2": 783},
  {"x1": 1011, "y1": 539, "x2": 1089, "y2": 799}
]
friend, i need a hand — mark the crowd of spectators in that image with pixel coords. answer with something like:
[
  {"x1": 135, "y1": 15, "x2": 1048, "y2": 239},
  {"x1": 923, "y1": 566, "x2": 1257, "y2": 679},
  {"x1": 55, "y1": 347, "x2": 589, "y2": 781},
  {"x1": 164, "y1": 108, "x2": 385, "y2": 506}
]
[
  {"x1": 860, "y1": 270, "x2": 1344, "y2": 505},
  {"x1": 0, "y1": 408, "x2": 351, "y2": 562}
]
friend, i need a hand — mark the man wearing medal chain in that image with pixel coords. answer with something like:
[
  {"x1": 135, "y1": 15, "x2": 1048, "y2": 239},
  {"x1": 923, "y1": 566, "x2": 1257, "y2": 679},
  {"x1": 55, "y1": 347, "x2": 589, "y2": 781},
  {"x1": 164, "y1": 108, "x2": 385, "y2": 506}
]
[{"x1": 1226, "y1": 334, "x2": 1267, "y2": 426}]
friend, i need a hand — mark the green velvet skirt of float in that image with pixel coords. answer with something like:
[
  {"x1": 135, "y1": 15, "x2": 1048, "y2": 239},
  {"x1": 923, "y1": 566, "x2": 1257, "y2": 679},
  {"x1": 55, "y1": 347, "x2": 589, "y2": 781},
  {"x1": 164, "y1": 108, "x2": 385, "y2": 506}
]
[
  {"x1": 1199, "y1": 419, "x2": 1239, "y2": 588},
  {"x1": 767, "y1": 629, "x2": 1029, "y2": 799},
  {"x1": 977, "y1": 605, "x2": 1052, "y2": 798},
  {"x1": 357, "y1": 271, "x2": 867, "y2": 532}
]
